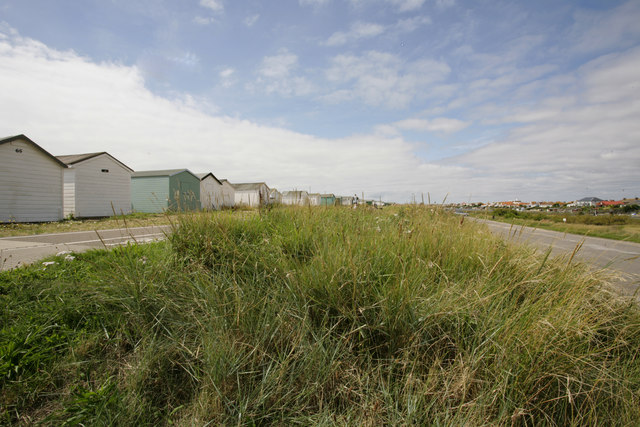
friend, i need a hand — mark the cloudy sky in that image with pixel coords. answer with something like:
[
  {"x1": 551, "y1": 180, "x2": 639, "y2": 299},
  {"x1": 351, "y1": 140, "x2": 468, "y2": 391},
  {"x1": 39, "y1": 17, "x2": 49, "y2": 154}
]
[{"x1": 1, "y1": 0, "x2": 639, "y2": 203}]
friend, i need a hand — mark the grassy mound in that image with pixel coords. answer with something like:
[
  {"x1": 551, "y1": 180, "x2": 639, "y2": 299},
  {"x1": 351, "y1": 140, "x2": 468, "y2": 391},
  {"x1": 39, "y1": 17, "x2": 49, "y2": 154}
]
[{"x1": 2, "y1": 207, "x2": 639, "y2": 425}]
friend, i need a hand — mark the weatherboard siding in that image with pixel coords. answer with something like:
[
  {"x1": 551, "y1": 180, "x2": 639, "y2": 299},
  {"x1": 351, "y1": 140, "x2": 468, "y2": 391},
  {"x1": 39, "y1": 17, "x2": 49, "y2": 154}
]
[
  {"x1": 72, "y1": 155, "x2": 132, "y2": 217},
  {"x1": 168, "y1": 171, "x2": 200, "y2": 211},
  {"x1": 220, "y1": 181, "x2": 235, "y2": 208},
  {"x1": 235, "y1": 186, "x2": 268, "y2": 207},
  {"x1": 131, "y1": 176, "x2": 169, "y2": 213},
  {"x1": 200, "y1": 176, "x2": 223, "y2": 210},
  {"x1": 62, "y1": 169, "x2": 76, "y2": 217},
  {"x1": 0, "y1": 138, "x2": 64, "y2": 222}
]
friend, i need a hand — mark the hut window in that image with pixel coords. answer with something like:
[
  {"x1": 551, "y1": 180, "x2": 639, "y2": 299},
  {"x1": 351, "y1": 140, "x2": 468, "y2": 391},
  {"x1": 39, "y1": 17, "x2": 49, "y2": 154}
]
[{"x1": 101, "y1": 169, "x2": 109, "y2": 173}]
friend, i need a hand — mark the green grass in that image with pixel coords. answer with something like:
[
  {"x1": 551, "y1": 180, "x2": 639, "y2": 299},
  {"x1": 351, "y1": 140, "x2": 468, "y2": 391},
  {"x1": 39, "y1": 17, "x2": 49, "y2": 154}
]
[
  {"x1": 1, "y1": 206, "x2": 639, "y2": 425},
  {"x1": 0, "y1": 212, "x2": 178, "y2": 238},
  {"x1": 472, "y1": 209, "x2": 640, "y2": 243}
]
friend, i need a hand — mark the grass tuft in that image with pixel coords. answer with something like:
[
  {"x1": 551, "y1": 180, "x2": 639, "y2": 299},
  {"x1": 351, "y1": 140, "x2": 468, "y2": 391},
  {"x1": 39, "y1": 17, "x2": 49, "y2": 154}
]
[{"x1": 1, "y1": 206, "x2": 639, "y2": 424}]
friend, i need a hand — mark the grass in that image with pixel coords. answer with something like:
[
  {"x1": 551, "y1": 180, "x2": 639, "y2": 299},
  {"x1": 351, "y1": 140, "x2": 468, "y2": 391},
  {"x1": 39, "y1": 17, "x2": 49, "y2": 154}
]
[
  {"x1": 1, "y1": 206, "x2": 639, "y2": 425},
  {"x1": 472, "y1": 209, "x2": 640, "y2": 243},
  {"x1": 0, "y1": 212, "x2": 178, "y2": 238}
]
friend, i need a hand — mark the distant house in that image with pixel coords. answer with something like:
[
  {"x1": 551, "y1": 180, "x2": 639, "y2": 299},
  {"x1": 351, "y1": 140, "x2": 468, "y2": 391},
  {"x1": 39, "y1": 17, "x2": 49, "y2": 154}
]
[
  {"x1": 0, "y1": 134, "x2": 66, "y2": 222},
  {"x1": 282, "y1": 190, "x2": 309, "y2": 206},
  {"x1": 320, "y1": 194, "x2": 336, "y2": 206},
  {"x1": 56, "y1": 152, "x2": 133, "y2": 218},
  {"x1": 219, "y1": 179, "x2": 236, "y2": 208},
  {"x1": 339, "y1": 196, "x2": 354, "y2": 206},
  {"x1": 574, "y1": 197, "x2": 603, "y2": 207},
  {"x1": 598, "y1": 200, "x2": 625, "y2": 207},
  {"x1": 131, "y1": 169, "x2": 200, "y2": 213},
  {"x1": 232, "y1": 182, "x2": 270, "y2": 207},
  {"x1": 196, "y1": 172, "x2": 224, "y2": 210},
  {"x1": 308, "y1": 193, "x2": 321, "y2": 206},
  {"x1": 269, "y1": 188, "x2": 282, "y2": 204}
]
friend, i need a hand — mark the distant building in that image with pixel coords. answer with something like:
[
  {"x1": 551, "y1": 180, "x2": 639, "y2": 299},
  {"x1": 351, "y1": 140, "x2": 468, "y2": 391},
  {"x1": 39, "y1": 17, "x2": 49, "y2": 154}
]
[
  {"x1": 232, "y1": 182, "x2": 270, "y2": 207},
  {"x1": 320, "y1": 194, "x2": 336, "y2": 206},
  {"x1": 196, "y1": 172, "x2": 224, "y2": 210},
  {"x1": 269, "y1": 188, "x2": 282, "y2": 204},
  {"x1": 339, "y1": 196, "x2": 354, "y2": 206},
  {"x1": 57, "y1": 152, "x2": 133, "y2": 218},
  {"x1": 308, "y1": 193, "x2": 321, "y2": 206},
  {"x1": 574, "y1": 197, "x2": 603, "y2": 207},
  {"x1": 218, "y1": 179, "x2": 236, "y2": 208},
  {"x1": 131, "y1": 169, "x2": 200, "y2": 213},
  {"x1": 597, "y1": 200, "x2": 625, "y2": 207},
  {"x1": 282, "y1": 190, "x2": 309, "y2": 206}
]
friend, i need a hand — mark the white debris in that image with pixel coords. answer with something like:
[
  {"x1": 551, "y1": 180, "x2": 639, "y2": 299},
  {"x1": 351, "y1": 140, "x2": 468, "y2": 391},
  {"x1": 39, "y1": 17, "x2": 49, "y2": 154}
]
[
  {"x1": 42, "y1": 261, "x2": 57, "y2": 267},
  {"x1": 64, "y1": 255, "x2": 75, "y2": 261},
  {"x1": 56, "y1": 250, "x2": 72, "y2": 256}
]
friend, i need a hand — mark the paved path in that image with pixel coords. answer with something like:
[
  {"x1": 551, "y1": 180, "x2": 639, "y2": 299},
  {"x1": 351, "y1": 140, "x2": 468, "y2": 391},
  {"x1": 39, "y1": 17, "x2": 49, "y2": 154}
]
[
  {"x1": 0, "y1": 225, "x2": 171, "y2": 271},
  {"x1": 474, "y1": 218, "x2": 640, "y2": 296}
]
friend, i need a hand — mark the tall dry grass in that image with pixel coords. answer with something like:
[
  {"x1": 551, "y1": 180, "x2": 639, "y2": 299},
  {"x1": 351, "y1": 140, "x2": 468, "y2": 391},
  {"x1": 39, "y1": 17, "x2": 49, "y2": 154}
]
[{"x1": 1, "y1": 206, "x2": 639, "y2": 425}]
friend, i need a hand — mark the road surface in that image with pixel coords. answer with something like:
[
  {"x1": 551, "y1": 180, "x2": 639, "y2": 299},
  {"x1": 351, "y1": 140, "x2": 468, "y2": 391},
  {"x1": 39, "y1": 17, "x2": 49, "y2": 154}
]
[
  {"x1": 474, "y1": 218, "x2": 640, "y2": 296},
  {"x1": 0, "y1": 225, "x2": 171, "y2": 271}
]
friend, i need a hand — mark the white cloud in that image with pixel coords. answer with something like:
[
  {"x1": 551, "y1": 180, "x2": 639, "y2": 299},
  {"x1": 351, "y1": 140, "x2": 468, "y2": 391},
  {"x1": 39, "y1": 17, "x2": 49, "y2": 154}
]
[
  {"x1": 435, "y1": 0, "x2": 455, "y2": 10},
  {"x1": 394, "y1": 16, "x2": 431, "y2": 33},
  {"x1": 324, "y1": 51, "x2": 451, "y2": 108},
  {"x1": 219, "y1": 68, "x2": 234, "y2": 78},
  {"x1": 322, "y1": 17, "x2": 430, "y2": 47},
  {"x1": 199, "y1": 0, "x2": 224, "y2": 13},
  {"x1": 569, "y1": 1, "x2": 640, "y2": 54},
  {"x1": 349, "y1": 0, "x2": 425, "y2": 12},
  {"x1": 450, "y1": 46, "x2": 640, "y2": 200},
  {"x1": 244, "y1": 14, "x2": 260, "y2": 27},
  {"x1": 170, "y1": 52, "x2": 199, "y2": 67},
  {"x1": 254, "y1": 49, "x2": 315, "y2": 96},
  {"x1": 387, "y1": 0, "x2": 426, "y2": 12},
  {"x1": 395, "y1": 117, "x2": 469, "y2": 134},
  {"x1": 0, "y1": 26, "x2": 637, "y2": 203},
  {"x1": 193, "y1": 16, "x2": 215, "y2": 25},
  {"x1": 259, "y1": 49, "x2": 299, "y2": 79},
  {"x1": 324, "y1": 21, "x2": 385, "y2": 46},
  {"x1": 219, "y1": 67, "x2": 235, "y2": 87},
  {"x1": 299, "y1": 0, "x2": 330, "y2": 6}
]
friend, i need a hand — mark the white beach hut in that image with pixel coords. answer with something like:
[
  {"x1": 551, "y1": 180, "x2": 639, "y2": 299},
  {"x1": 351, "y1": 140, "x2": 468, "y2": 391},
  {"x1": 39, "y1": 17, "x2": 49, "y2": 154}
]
[
  {"x1": 0, "y1": 135, "x2": 66, "y2": 222},
  {"x1": 56, "y1": 152, "x2": 133, "y2": 218}
]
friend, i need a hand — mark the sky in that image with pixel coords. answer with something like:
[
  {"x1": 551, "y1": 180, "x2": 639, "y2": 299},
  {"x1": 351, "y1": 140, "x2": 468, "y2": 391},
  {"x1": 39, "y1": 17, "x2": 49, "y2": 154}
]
[{"x1": 0, "y1": 0, "x2": 639, "y2": 203}]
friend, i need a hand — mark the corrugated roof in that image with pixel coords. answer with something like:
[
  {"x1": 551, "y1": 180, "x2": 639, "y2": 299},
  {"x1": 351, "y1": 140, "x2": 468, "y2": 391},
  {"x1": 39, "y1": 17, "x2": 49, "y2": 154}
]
[
  {"x1": 282, "y1": 190, "x2": 308, "y2": 196},
  {"x1": 133, "y1": 169, "x2": 195, "y2": 178},
  {"x1": 231, "y1": 182, "x2": 267, "y2": 191},
  {"x1": 320, "y1": 194, "x2": 335, "y2": 198},
  {"x1": 56, "y1": 152, "x2": 105, "y2": 165},
  {"x1": 1, "y1": 134, "x2": 68, "y2": 168},
  {"x1": 56, "y1": 152, "x2": 134, "y2": 172},
  {"x1": 195, "y1": 172, "x2": 222, "y2": 185}
]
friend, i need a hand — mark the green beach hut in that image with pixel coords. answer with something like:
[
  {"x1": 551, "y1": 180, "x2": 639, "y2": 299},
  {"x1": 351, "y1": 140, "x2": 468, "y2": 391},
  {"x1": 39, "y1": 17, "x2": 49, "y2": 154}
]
[
  {"x1": 131, "y1": 169, "x2": 200, "y2": 213},
  {"x1": 320, "y1": 193, "x2": 336, "y2": 206}
]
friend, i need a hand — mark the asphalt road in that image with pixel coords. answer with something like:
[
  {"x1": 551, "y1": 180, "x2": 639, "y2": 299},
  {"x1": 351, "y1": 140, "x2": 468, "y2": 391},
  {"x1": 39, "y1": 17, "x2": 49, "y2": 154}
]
[
  {"x1": 474, "y1": 218, "x2": 640, "y2": 296},
  {"x1": 0, "y1": 225, "x2": 171, "y2": 271}
]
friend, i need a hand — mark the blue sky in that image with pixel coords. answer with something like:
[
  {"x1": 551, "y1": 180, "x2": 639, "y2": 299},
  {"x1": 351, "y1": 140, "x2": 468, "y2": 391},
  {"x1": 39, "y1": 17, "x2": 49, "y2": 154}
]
[{"x1": 1, "y1": 0, "x2": 639, "y2": 202}]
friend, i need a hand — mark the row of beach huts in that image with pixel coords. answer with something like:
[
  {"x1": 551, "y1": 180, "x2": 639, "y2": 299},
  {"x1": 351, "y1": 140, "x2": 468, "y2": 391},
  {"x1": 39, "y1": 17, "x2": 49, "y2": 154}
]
[{"x1": 1, "y1": 134, "x2": 382, "y2": 223}]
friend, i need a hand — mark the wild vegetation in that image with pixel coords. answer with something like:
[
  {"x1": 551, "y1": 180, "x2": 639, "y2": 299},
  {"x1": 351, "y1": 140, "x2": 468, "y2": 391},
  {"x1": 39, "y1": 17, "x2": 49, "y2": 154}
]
[
  {"x1": 2, "y1": 206, "x2": 639, "y2": 425},
  {"x1": 476, "y1": 208, "x2": 640, "y2": 243},
  {"x1": 0, "y1": 212, "x2": 175, "y2": 238}
]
